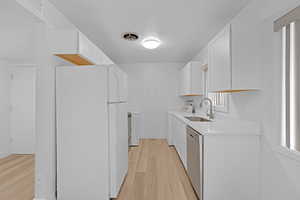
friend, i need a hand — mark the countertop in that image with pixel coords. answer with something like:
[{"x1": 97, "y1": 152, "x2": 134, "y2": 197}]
[{"x1": 168, "y1": 111, "x2": 261, "y2": 136}]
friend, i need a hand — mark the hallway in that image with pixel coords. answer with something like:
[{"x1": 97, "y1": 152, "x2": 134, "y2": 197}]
[{"x1": 118, "y1": 139, "x2": 198, "y2": 200}]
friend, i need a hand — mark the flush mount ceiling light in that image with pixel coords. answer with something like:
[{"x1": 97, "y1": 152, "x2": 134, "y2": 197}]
[{"x1": 141, "y1": 37, "x2": 161, "y2": 49}]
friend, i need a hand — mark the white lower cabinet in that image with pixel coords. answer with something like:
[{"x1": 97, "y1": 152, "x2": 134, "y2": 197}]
[
  {"x1": 170, "y1": 115, "x2": 187, "y2": 169},
  {"x1": 168, "y1": 112, "x2": 260, "y2": 200},
  {"x1": 167, "y1": 114, "x2": 174, "y2": 145},
  {"x1": 203, "y1": 135, "x2": 260, "y2": 200}
]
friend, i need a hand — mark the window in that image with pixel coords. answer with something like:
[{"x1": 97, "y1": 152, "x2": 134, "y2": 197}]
[
  {"x1": 208, "y1": 92, "x2": 229, "y2": 113},
  {"x1": 281, "y1": 21, "x2": 300, "y2": 152}
]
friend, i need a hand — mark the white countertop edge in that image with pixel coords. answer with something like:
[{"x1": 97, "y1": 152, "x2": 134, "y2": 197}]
[{"x1": 168, "y1": 111, "x2": 261, "y2": 136}]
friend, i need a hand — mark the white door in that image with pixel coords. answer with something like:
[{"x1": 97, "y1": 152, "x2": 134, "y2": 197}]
[
  {"x1": 56, "y1": 66, "x2": 109, "y2": 200},
  {"x1": 10, "y1": 67, "x2": 36, "y2": 154}
]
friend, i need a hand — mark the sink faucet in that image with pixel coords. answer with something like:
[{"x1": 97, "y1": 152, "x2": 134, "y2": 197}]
[{"x1": 200, "y1": 97, "x2": 214, "y2": 119}]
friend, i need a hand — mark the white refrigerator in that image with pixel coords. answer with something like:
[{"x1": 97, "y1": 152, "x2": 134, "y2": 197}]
[
  {"x1": 56, "y1": 66, "x2": 110, "y2": 200},
  {"x1": 56, "y1": 65, "x2": 128, "y2": 200},
  {"x1": 108, "y1": 65, "x2": 128, "y2": 198}
]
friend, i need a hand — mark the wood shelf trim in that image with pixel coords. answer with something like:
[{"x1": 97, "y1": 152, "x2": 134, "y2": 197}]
[
  {"x1": 55, "y1": 54, "x2": 94, "y2": 66},
  {"x1": 180, "y1": 94, "x2": 203, "y2": 97},
  {"x1": 210, "y1": 89, "x2": 260, "y2": 93}
]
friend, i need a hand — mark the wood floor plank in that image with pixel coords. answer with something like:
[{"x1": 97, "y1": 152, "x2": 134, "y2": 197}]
[
  {"x1": 118, "y1": 139, "x2": 198, "y2": 200},
  {"x1": 0, "y1": 155, "x2": 34, "y2": 200}
]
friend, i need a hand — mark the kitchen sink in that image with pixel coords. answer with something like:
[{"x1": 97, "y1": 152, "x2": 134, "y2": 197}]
[{"x1": 184, "y1": 116, "x2": 211, "y2": 122}]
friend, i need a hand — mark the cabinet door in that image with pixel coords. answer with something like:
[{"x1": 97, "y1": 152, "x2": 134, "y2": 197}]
[
  {"x1": 179, "y1": 68, "x2": 186, "y2": 95},
  {"x1": 173, "y1": 117, "x2": 178, "y2": 149},
  {"x1": 179, "y1": 120, "x2": 187, "y2": 168},
  {"x1": 167, "y1": 114, "x2": 174, "y2": 145},
  {"x1": 208, "y1": 25, "x2": 231, "y2": 92},
  {"x1": 179, "y1": 64, "x2": 191, "y2": 96},
  {"x1": 231, "y1": 18, "x2": 261, "y2": 90},
  {"x1": 173, "y1": 117, "x2": 187, "y2": 169},
  {"x1": 191, "y1": 62, "x2": 204, "y2": 95},
  {"x1": 183, "y1": 64, "x2": 192, "y2": 94},
  {"x1": 173, "y1": 117, "x2": 181, "y2": 151},
  {"x1": 179, "y1": 62, "x2": 204, "y2": 96}
]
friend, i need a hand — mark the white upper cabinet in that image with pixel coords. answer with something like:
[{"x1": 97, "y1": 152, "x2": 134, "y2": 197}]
[
  {"x1": 208, "y1": 25, "x2": 231, "y2": 92},
  {"x1": 50, "y1": 29, "x2": 113, "y2": 66},
  {"x1": 231, "y1": 16, "x2": 261, "y2": 91},
  {"x1": 208, "y1": 24, "x2": 260, "y2": 92},
  {"x1": 179, "y1": 62, "x2": 204, "y2": 96}
]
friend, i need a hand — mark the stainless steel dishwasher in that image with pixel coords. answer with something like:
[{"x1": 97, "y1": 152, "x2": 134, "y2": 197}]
[{"x1": 187, "y1": 126, "x2": 203, "y2": 200}]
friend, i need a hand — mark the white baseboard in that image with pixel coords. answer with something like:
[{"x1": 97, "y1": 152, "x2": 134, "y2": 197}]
[
  {"x1": 33, "y1": 194, "x2": 56, "y2": 200},
  {"x1": 33, "y1": 198, "x2": 54, "y2": 200},
  {"x1": 0, "y1": 152, "x2": 10, "y2": 159}
]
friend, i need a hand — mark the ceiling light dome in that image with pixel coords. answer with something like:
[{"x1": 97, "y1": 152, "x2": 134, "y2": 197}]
[{"x1": 141, "y1": 37, "x2": 161, "y2": 49}]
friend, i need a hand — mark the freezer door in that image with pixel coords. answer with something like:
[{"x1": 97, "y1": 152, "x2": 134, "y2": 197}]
[{"x1": 56, "y1": 66, "x2": 109, "y2": 200}]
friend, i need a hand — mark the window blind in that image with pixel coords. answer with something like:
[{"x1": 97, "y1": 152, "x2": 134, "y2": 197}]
[{"x1": 281, "y1": 20, "x2": 300, "y2": 152}]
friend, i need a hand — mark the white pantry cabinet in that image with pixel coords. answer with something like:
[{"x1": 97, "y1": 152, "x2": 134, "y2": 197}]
[
  {"x1": 50, "y1": 29, "x2": 113, "y2": 66},
  {"x1": 179, "y1": 62, "x2": 204, "y2": 96}
]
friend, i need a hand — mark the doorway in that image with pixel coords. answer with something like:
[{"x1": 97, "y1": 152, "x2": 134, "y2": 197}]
[
  {"x1": 10, "y1": 67, "x2": 36, "y2": 154},
  {"x1": 0, "y1": 66, "x2": 37, "y2": 200}
]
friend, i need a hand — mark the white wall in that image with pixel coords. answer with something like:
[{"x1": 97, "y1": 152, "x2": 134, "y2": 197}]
[
  {"x1": 192, "y1": 0, "x2": 300, "y2": 199},
  {"x1": 121, "y1": 63, "x2": 183, "y2": 139},
  {"x1": 0, "y1": 60, "x2": 10, "y2": 158}
]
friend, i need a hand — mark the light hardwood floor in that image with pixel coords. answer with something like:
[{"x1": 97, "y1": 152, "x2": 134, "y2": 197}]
[
  {"x1": 118, "y1": 139, "x2": 198, "y2": 200},
  {"x1": 0, "y1": 141, "x2": 196, "y2": 200},
  {"x1": 0, "y1": 155, "x2": 34, "y2": 200}
]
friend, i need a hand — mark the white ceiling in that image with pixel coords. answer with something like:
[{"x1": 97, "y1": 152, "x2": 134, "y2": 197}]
[
  {"x1": 0, "y1": 1, "x2": 41, "y2": 63},
  {"x1": 49, "y1": 0, "x2": 251, "y2": 64}
]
